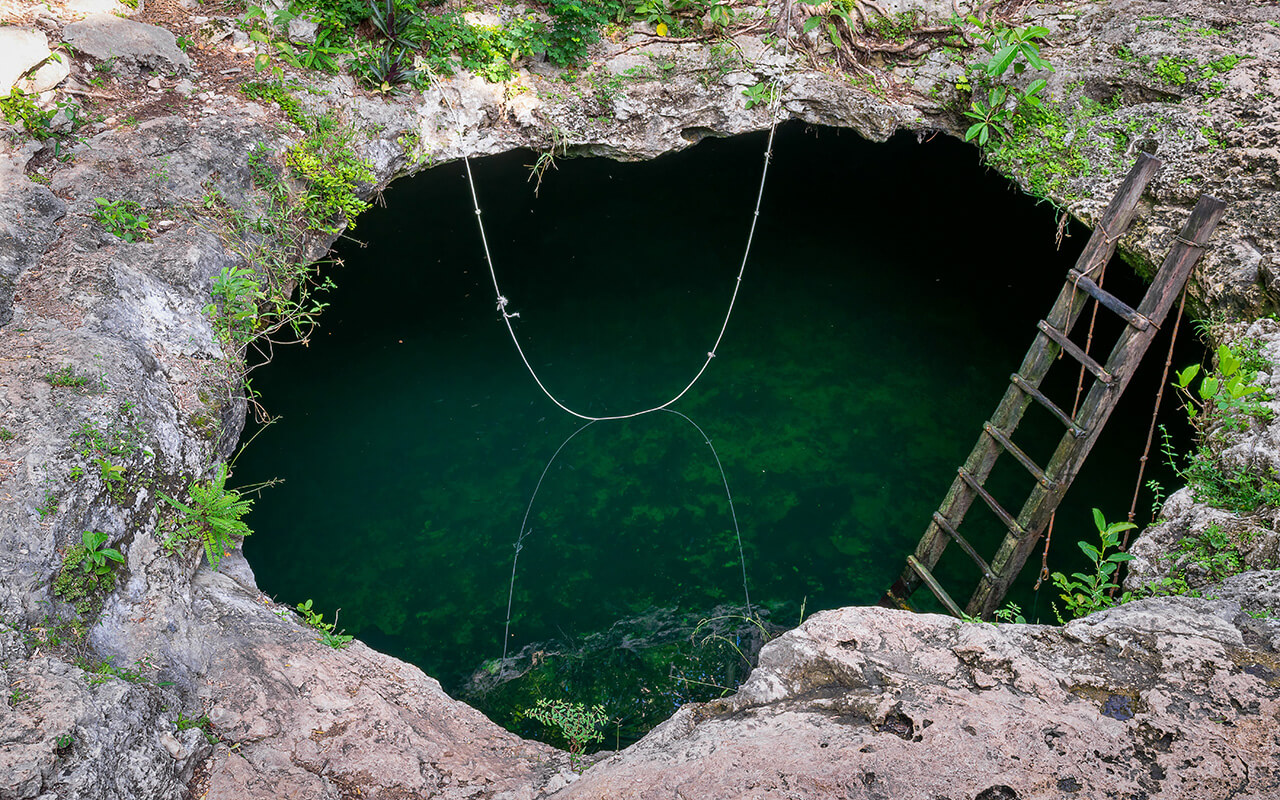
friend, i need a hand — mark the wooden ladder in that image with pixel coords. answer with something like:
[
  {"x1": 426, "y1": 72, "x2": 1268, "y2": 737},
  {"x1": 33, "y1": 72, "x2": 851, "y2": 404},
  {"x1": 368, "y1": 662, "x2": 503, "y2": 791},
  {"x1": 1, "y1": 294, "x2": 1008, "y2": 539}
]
[{"x1": 880, "y1": 154, "x2": 1228, "y2": 619}]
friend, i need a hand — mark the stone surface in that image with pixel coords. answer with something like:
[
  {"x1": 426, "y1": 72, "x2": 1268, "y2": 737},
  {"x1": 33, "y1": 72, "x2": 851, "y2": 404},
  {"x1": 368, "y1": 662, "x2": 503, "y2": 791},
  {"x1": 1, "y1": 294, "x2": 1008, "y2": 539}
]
[
  {"x1": 14, "y1": 50, "x2": 71, "y2": 95},
  {"x1": 0, "y1": 154, "x2": 65, "y2": 326},
  {"x1": 63, "y1": 15, "x2": 192, "y2": 76},
  {"x1": 287, "y1": 16, "x2": 319, "y2": 45},
  {"x1": 0, "y1": 28, "x2": 51, "y2": 98},
  {"x1": 0, "y1": 0, "x2": 1279, "y2": 797},
  {"x1": 552, "y1": 601, "x2": 1280, "y2": 799}
]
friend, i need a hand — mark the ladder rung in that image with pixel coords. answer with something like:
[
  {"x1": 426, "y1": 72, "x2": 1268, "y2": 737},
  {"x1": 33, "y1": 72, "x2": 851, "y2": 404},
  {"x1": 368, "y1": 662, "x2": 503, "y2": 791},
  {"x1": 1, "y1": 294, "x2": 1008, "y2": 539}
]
[
  {"x1": 983, "y1": 423, "x2": 1057, "y2": 491},
  {"x1": 1067, "y1": 270, "x2": 1151, "y2": 331},
  {"x1": 1010, "y1": 373, "x2": 1086, "y2": 438},
  {"x1": 907, "y1": 555, "x2": 964, "y2": 617},
  {"x1": 932, "y1": 512, "x2": 996, "y2": 580},
  {"x1": 1036, "y1": 321, "x2": 1113, "y2": 384},
  {"x1": 958, "y1": 467, "x2": 1027, "y2": 539}
]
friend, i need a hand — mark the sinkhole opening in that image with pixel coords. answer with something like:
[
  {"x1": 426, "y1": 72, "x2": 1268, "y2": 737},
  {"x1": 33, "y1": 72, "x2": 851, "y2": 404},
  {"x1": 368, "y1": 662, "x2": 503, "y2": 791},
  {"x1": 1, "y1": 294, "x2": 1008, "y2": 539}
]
[{"x1": 234, "y1": 122, "x2": 1201, "y2": 749}]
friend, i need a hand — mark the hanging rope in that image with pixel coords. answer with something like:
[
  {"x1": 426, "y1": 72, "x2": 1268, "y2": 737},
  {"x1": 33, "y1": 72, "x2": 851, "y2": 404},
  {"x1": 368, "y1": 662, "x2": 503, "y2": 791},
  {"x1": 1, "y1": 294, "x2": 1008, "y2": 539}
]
[
  {"x1": 455, "y1": 0, "x2": 793, "y2": 422},
  {"x1": 1035, "y1": 262, "x2": 1110, "y2": 591},
  {"x1": 441, "y1": 0, "x2": 794, "y2": 655},
  {"x1": 1125, "y1": 289, "x2": 1187, "y2": 539},
  {"x1": 463, "y1": 124, "x2": 780, "y2": 422},
  {"x1": 500, "y1": 409, "x2": 752, "y2": 659}
]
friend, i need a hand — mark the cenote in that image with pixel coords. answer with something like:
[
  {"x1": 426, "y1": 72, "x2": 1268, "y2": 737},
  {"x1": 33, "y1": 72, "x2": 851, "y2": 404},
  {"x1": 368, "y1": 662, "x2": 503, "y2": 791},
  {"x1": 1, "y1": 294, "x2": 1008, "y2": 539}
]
[{"x1": 234, "y1": 123, "x2": 1199, "y2": 746}]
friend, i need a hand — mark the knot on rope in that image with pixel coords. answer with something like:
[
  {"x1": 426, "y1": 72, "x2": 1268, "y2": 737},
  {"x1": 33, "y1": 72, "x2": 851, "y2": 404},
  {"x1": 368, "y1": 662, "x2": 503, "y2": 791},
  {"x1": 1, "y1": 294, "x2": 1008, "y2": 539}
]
[
  {"x1": 496, "y1": 295, "x2": 520, "y2": 319},
  {"x1": 707, "y1": 351, "x2": 717, "y2": 359}
]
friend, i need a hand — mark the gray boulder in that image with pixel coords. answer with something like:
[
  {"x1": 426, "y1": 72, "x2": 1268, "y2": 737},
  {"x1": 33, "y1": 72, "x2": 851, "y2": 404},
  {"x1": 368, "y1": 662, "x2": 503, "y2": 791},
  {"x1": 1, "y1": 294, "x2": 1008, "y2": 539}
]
[
  {"x1": 553, "y1": 601, "x2": 1280, "y2": 799},
  {"x1": 0, "y1": 155, "x2": 66, "y2": 327},
  {"x1": 63, "y1": 15, "x2": 192, "y2": 76}
]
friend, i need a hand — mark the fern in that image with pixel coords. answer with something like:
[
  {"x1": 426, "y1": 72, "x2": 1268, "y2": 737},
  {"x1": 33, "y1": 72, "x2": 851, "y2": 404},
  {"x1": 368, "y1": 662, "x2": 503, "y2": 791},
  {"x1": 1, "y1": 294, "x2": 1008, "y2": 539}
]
[{"x1": 159, "y1": 464, "x2": 253, "y2": 570}]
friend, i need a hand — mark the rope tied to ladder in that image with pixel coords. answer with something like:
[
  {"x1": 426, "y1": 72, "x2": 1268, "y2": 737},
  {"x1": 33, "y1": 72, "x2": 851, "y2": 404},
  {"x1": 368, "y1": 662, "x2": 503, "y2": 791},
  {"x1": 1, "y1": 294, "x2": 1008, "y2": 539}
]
[{"x1": 1036, "y1": 258, "x2": 1111, "y2": 591}]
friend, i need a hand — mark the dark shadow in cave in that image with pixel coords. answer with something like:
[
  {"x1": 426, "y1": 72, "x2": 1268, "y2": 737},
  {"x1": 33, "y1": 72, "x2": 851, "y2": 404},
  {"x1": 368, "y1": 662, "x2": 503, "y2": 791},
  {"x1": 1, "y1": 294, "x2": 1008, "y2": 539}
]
[{"x1": 233, "y1": 122, "x2": 1201, "y2": 747}]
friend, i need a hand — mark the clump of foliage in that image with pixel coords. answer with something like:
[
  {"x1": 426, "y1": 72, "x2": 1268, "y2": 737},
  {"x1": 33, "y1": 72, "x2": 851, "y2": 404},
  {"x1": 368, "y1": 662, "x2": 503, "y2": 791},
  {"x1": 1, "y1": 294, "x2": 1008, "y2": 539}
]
[
  {"x1": 159, "y1": 464, "x2": 253, "y2": 570},
  {"x1": 742, "y1": 80, "x2": 776, "y2": 110},
  {"x1": 1050, "y1": 509, "x2": 1135, "y2": 621},
  {"x1": 205, "y1": 265, "x2": 267, "y2": 345},
  {"x1": 295, "y1": 599, "x2": 355, "y2": 648},
  {"x1": 525, "y1": 698, "x2": 608, "y2": 772},
  {"x1": 1172, "y1": 523, "x2": 1247, "y2": 583},
  {"x1": 175, "y1": 713, "x2": 219, "y2": 744},
  {"x1": 53, "y1": 531, "x2": 125, "y2": 616},
  {"x1": 961, "y1": 17, "x2": 1053, "y2": 148},
  {"x1": 92, "y1": 198, "x2": 151, "y2": 243},
  {"x1": 44, "y1": 364, "x2": 93, "y2": 390},
  {"x1": 1167, "y1": 340, "x2": 1279, "y2": 514},
  {"x1": 285, "y1": 111, "x2": 374, "y2": 231},
  {"x1": 202, "y1": 84, "x2": 364, "y2": 354},
  {"x1": 1, "y1": 88, "x2": 58, "y2": 139},
  {"x1": 352, "y1": 0, "x2": 424, "y2": 91}
]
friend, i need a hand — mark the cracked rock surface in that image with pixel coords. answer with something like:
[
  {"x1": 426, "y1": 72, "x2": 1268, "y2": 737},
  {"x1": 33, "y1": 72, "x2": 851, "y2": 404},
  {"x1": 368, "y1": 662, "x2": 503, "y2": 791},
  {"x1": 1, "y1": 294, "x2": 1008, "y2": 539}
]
[{"x1": 1, "y1": 0, "x2": 1279, "y2": 797}]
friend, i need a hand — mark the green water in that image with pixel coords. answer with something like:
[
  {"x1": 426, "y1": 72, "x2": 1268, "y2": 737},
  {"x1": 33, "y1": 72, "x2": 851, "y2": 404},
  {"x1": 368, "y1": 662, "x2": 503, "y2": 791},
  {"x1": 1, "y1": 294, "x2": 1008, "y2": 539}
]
[{"x1": 235, "y1": 124, "x2": 1196, "y2": 742}]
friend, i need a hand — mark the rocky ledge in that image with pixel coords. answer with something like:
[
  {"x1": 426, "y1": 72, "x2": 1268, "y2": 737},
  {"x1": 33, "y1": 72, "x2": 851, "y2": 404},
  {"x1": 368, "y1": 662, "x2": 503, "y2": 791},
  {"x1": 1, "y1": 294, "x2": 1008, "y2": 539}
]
[{"x1": 1, "y1": 0, "x2": 1279, "y2": 797}]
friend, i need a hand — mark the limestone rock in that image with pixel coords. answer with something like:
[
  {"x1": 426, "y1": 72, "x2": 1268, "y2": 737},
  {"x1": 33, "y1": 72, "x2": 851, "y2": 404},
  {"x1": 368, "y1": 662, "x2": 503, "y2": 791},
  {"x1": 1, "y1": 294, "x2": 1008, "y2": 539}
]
[
  {"x1": 552, "y1": 602, "x2": 1280, "y2": 799},
  {"x1": 63, "y1": 15, "x2": 193, "y2": 76},
  {"x1": 14, "y1": 50, "x2": 71, "y2": 95},
  {"x1": 1, "y1": 0, "x2": 1280, "y2": 798},
  {"x1": 287, "y1": 16, "x2": 319, "y2": 45},
  {"x1": 0, "y1": 154, "x2": 66, "y2": 326},
  {"x1": 0, "y1": 28, "x2": 51, "y2": 98}
]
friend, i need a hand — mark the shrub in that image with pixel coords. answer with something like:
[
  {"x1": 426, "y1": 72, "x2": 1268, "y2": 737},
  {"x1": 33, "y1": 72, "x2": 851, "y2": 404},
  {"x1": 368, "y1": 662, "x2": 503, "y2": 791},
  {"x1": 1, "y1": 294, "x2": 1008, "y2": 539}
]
[
  {"x1": 93, "y1": 198, "x2": 151, "y2": 242},
  {"x1": 53, "y1": 531, "x2": 125, "y2": 616},
  {"x1": 159, "y1": 464, "x2": 253, "y2": 570}
]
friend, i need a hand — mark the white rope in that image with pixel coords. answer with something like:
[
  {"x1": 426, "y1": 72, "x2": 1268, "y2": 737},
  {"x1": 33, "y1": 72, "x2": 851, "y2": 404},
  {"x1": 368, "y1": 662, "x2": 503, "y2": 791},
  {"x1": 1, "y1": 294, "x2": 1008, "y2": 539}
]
[
  {"x1": 457, "y1": 2, "x2": 791, "y2": 422},
  {"x1": 500, "y1": 409, "x2": 750, "y2": 659}
]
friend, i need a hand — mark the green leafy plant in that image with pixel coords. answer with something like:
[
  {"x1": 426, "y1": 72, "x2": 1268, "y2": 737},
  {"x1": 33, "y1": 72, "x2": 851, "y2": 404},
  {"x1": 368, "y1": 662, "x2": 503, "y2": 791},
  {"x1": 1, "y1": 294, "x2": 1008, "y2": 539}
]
[
  {"x1": 1050, "y1": 509, "x2": 1136, "y2": 621},
  {"x1": 94, "y1": 457, "x2": 127, "y2": 503},
  {"x1": 1172, "y1": 344, "x2": 1266, "y2": 428},
  {"x1": 199, "y1": 95, "x2": 346, "y2": 358},
  {"x1": 206, "y1": 265, "x2": 266, "y2": 345},
  {"x1": 285, "y1": 112, "x2": 374, "y2": 232},
  {"x1": 78, "y1": 655, "x2": 143, "y2": 685},
  {"x1": 961, "y1": 19, "x2": 1054, "y2": 151},
  {"x1": 78, "y1": 530, "x2": 125, "y2": 576},
  {"x1": 36, "y1": 490, "x2": 58, "y2": 519},
  {"x1": 1171, "y1": 523, "x2": 1246, "y2": 583},
  {"x1": 295, "y1": 598, "x2": 354, "y2": 648},
  {"x1": 44, "y1": 364, "x2": 92, "y2": 389},
  {"x1": 92, "y1": 198, "x2": 151, "y2": 243},
  {"x1": 0, "y1": 428, "x2": 13, "y2": 441},
  {"x1": 993, "y1": 602, "x2": 1026, "y2": 624},
  {"x1": 742, "y1": 80, "x2": 775, "y2": 110},
  {"x1": 158, "y1": 464, "x2": 253, "y2": 570},
  {"x1": 971, "y1": 18, "x2": 1052, "y2": 78},
  {"x1": 525, "y1": 698, "x2": 608, "y2": 772},
  {"x1": 1166, "y1": 341, "x2": 1278, "y2": 514},
  {"x1": 542, "y1": 0, "x2": 620, "y2": 67},
  {"x1": 1, "y1": 89, "x2": 55, "y2": 138},
  {"x1": 175, "y1": 712, "x2": 219, "y2": 744},
  {"x1": 55, "y1": 733, "x2": 74, "y2": 751},
  {"x1": 53, "y1": 531, "x2": 124, "y2": 616}
]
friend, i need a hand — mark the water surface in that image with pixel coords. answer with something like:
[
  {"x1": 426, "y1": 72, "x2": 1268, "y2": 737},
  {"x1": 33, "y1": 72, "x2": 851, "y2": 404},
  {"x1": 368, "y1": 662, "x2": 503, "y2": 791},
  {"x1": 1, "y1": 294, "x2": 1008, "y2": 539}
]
[{"x1": 235, "y1": 124, "x2": 1196, "y2": 742}]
